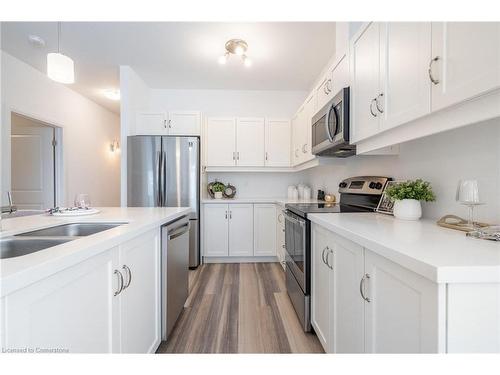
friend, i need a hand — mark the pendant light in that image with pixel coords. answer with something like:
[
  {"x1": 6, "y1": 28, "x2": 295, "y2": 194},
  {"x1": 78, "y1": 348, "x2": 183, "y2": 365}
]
[{"x1": 47, "y1": 22, "x2": 75, "y2": 84}]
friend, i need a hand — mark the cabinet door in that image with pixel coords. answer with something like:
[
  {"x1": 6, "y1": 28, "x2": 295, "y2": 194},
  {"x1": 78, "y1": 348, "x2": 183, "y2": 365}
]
[
  {"x1": 276, "y1": 209, "x2": 286, "y2": 268},
  {"x1": 379, "y1": 22, "x2": 431, "y2": 130},
  {"x1": 265, "y1": 119, "x2": 291, "y2": 167},
  {"x1": 291, "y1": 111, "x2": 301, "y2": 166},
  {"x1": 311, "y1": 224, "x2": 332, "y2": 352},
  {"x1": 206, "y1": 117, "x2": 236, "y2": 166},
  {"x1": 1, "y1": 249, "x2": 119, "y2": 353},
  {"x1": 119, "y1": 230, "x2": 160, "y2": 353},
  {"x1": 168, "y1": 111, "x2": 201, "y2": 136},
  {"x1": 331, "y1": 232, "x2": 365, "y2": 353},
  {"x1": 228, "y1": 204, "x2": 254, "y2": 256},
  {"x1": 253, "y1": 204, "x2": 277, "y2": 256},
  {"x1": 204, "y1": 204, "x2": 229, "y2": 256},
  {"x1": 316, "y1": 77, "x2": 332, "y2": 112},
  {"x1": 364, "y1": 250, "x2": 439, "y2": 353},
  {"x1": 331, "y1": 54, "x2": 349, "y2": 95},
  {"x1": 236, "y1": 117, "x2": 265, "y2": 166},
  {"x1": 351, "y1": 22, "x2": 381, "y2": 142},
  {"x1": 431, "y1": 22, "x2": 500, "y2": 111},
  {"x1": 301, "y1": 93, "x2": 316, "y2": 163},
  {"x1": 136, "y1": 112, "x2": 167, "y2": 135}
]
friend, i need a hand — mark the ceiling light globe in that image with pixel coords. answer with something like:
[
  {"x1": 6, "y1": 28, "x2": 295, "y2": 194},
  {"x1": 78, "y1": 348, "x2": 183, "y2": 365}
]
[
  {"x1": 243, "y1": 57, "x2": 252, "y2": 67},
  {"x1": 47, "y1": 52, "x2": 75, "y2": 84},
  {"x1": 218, "y1": 54, "x2": 228, "y2": 65},
  {"x1": 234, "y1": 46, "x2": 244, "y2": 56}
]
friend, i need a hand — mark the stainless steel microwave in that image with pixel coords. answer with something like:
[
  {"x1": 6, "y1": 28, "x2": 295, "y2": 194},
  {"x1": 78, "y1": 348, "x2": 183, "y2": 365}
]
[{"x1": 311, "y1": 87, "x2": 355, "y2": 157}]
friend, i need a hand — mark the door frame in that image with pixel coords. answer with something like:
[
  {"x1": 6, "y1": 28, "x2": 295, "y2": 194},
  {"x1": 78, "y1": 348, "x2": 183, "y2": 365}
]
[{"x1": 9, "y1": 109, "x2": 64, "y2": 208}]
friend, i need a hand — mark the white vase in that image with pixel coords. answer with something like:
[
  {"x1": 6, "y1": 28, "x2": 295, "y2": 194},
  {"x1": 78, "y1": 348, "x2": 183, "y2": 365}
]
[
  {"x1": 393, "y1": 199, "x2": 422, "y2": 220},
  {"x1": 214, "y1": 191, "x2": 223, "y2": 199}
]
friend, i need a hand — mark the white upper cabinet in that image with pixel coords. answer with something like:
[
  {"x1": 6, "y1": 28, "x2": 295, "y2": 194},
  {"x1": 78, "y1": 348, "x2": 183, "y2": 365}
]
[
  {"x1": 228, "y1": 204, "x2": 254, "y2": 257},
  {"x1": 265, "y1": 119, "x2": 291, "y2": 167},
  {"x1": 236, "y1": 118, "x2": 265, "y2": 166},
  {"x1": 135, "y1": 112, "x2": 167, "y2": 135},
  {"x1": 206, "y1": 117, "x2": 237, "y2": 167},
  {"x1": 135, "y1": 111, "x2": 201, "y2": 136},
  {"x1": 316, "y1": 75, "x2": 333, "y2": 112},
  {"x1": 331, "y1": 53, "x2": 350, "y2": 95},
  {"x1": 431, "y1": 22, "x2": 500, "y2": 111},
  {"x1": 351, "y1": 22, "x2": 381, "y2": 142},
  {"x1": 291, "y1": 110, "x2": 302, "y2": 166},
  {"x1": 301, "y1": 93, "x2": 316, "y2": 163},
  {"x1": 168, "y1": 111, "x2": 201, "y2": 135},
  {"x1": 379, "y1": 22, "x2": 432, "y2": 130},
  {"x1": 253, "y1": 204, "x2": 277, "y2": 256}
]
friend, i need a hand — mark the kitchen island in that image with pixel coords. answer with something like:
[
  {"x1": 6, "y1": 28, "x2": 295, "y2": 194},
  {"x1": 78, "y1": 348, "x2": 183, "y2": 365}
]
[
  {"x1": 0, "y1": 207, "x2": 191, "y2": 353},
  {"x1": 308, "y1": 212, "x2": 500, "y2": 353}
]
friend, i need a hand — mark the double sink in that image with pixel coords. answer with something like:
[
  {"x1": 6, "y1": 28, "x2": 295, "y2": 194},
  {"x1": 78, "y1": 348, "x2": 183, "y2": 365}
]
[{"x1": 0, "y1": 223, "x2": 124, "y2": 260}]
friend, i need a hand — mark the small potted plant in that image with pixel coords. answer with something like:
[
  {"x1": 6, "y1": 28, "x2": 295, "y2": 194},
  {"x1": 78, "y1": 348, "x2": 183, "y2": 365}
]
[
  {"x1": 385, "y1": 179, "x2": 436, "y2": 220},
  {"x1": 212, "y1": 181, "x2": 225, "y2": 199}
]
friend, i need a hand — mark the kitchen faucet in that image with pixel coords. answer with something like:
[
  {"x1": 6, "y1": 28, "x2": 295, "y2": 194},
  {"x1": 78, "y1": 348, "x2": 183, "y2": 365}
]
[{"x1": 1, "y1": 192, "x2": 17, "y2": 214}]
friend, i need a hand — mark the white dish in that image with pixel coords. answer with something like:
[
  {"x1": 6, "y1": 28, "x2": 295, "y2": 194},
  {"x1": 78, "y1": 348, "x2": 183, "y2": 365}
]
[{"x1": 51, "y1": 208, "x2": 101, "y2": 217}]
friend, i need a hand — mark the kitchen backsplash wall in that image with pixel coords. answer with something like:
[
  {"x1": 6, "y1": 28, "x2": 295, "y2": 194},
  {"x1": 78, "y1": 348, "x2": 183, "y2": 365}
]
[
  {"x1": 205, "y1": 172, "x2": 306, "y2": 199},
  {"x1": 303, "y1": 118, "x2": 500, "y2": 222}
]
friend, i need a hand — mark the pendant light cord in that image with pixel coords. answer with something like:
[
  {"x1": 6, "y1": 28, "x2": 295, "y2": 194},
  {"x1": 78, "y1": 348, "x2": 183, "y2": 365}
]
[{"x1": 57, "y1": 22, "x2": 61, "y2": 53}]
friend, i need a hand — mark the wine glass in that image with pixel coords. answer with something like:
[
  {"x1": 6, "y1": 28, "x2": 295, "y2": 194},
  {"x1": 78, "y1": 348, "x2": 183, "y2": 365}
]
[
  {"x1": 74, "y1": 194, "x2": 91, "y2": 209},
  {"x1": 456, "y1": 180, "x2": 483, "y2": 229}
]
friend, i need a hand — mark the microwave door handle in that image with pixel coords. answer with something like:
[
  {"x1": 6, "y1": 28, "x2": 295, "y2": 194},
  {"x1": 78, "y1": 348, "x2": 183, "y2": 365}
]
[{"x1": 325, "y1": 103, "x2": 335, "y2": 143}]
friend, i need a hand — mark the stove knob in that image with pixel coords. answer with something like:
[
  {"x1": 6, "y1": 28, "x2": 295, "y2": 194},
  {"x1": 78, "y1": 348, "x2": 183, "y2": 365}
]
[
  {"x1": 369, "y1": 182, "x2": 376, "y2": 189},
  {"x1": 339, "y1": 182, "x2": 347, "y2": 188},
  {"x1": 375, "y1": 182, "x2": 383, "y2": 190}
]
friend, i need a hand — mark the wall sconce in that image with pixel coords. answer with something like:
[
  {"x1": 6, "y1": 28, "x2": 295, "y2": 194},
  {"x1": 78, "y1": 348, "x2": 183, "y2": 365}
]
[{"x1": 110, "y1": 139, "x2": 120, "y2": 153}]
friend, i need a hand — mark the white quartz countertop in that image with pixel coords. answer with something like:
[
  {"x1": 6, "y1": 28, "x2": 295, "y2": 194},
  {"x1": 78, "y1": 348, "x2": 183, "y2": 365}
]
[
  {"x1": 0, "y1": 207, "x2": 191, "y2": 296},
  {"x1": 201, "y1": 197, "x2": 325, "y2": 207},
  {"x1": 308, "y1": 213, "x2": 500, "y2": 283}
]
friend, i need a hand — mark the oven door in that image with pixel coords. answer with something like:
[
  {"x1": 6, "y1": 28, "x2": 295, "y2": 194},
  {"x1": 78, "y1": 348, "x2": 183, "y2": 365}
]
[{"x1": 284, "y1": 210, "x2": 307, "y2": 292}]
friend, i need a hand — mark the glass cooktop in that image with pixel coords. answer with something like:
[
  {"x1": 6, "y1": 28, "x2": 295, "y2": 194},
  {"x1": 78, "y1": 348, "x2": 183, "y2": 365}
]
[{"x1": 285, "y1": 202, "x2": 373, "y2": 218}]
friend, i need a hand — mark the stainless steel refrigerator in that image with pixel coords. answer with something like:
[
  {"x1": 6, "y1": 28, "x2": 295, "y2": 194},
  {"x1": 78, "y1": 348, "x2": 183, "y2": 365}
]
[{"x1": 127, "y1": 136, "x2": 200, "y2": 268}]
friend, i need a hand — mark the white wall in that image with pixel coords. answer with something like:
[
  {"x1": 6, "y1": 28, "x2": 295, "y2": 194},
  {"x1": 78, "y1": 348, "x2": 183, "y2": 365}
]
[
  {"x1": 303, "y1": 118, "x2": 500, "y2": 223},
  {"x1": 148, "y1": 88, "x2": 307, "y2": 118},
  {"x1": 1, "y1": 51, "x2": 121, "y2": 207}
]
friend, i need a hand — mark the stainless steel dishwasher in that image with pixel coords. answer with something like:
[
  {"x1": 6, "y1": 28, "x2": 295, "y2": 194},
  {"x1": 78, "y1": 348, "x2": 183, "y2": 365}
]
[{"x1": 161, "y1": 216, "x2": 190, "y2": 341}]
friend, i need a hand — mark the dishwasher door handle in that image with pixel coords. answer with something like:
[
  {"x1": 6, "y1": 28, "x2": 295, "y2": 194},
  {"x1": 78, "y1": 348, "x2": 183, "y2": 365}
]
[{"x1": 168, "y1": 222, "x2": 190, "y2": 240}]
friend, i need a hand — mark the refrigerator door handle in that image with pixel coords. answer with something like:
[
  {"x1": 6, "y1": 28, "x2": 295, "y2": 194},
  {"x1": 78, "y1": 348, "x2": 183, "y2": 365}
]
[
  {"x1": 161, "y1": 150, "x2": 167, "y2": 207},
  {"x1": 156, "y1": 150, "x2": 162, "y2": 206}
]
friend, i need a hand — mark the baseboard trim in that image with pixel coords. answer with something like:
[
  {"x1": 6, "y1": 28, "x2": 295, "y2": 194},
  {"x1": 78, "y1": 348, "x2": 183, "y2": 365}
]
[{"x1": 203, "y1": 256, "x2": 278, "y2": 264}]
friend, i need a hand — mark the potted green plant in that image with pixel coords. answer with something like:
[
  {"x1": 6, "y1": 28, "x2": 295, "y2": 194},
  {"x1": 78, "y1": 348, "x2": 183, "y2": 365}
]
[
  {"x1": 212, "y1": 181, "x2": 225, "y2": 199},
  {"x1": 385, "y1": 179, "x2": 436, "y2": 220}
]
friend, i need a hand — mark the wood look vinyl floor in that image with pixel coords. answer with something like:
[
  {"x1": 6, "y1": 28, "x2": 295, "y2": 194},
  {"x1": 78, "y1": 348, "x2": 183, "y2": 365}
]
[{"x1": 157, "y1": 263, "x2": 324, "y2": 354}]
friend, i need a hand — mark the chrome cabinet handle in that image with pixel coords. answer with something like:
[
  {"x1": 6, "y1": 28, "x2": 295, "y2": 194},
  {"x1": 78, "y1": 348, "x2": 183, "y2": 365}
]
[
  {"x1": 163, "y1": 119, "x2": 167, "y2": 129},
  {"x1": 428, "y1": 56, "x2": 440, "y2": 85},
  {"x1": 265, "y1": 152, "x2": 268, "y2": 161},
  {"x1": 232, "y1": 152, "x2": 235, "y2": 161},
  {"x1": 326, "y1": 79, "x2": 332, "y2": 93},
  {"x1": 225, "y1": 210, "x2": 228, "y2": 219},
  {"x1": 229, "y1": 210, "x2": 232, "y2": 219},
  {"x1": 122, "y1": 265, "x2": 132, "y2": 289},
  {"x1": 302, "y1": 144, "x2": 307, "y2": 153},
  {"x1": 326, "y1": 248, "x2": 334, "y2": 270},
  {"x1": 277, "y1": 213, "x2": 283, "y2": 223},
  {"x1": 168, "y1": 119, "x2": 172, "y2": 128},
  {"x1": 114, "y1": 270, "x2": 124, "y2": 296},
  {"x1": 359, "y1": 273, "x2": 371, "y2": 302},
  {"x1": 375, "y1": 93, "x2": 384, "y2": 114},
  {"x1": 321, "y1": 247, "x2": 328, "y2": 265},
  {"x1": 370, "y1": 98, "x2": 378, "y2": 117},
  {"x1": 237, "y1": 152, "x2": 240, "y2": 160}
]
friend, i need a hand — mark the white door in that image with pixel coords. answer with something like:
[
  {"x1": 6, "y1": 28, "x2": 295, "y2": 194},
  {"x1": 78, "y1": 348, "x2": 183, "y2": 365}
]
[
  {"x1": 311, "y1": 224, "x2": 332, "y2": 352},
  {"x1": 291, "y1": 111, "x2": 301, "y2": 166},
  {"x1": 253, "y1": 204, "x2": 277, "y2": 256},
  {"x1": 204, "y1": 204, "x2": 229, "y2": 256},
  {"x1": 236, "y1": 117, "x2": 265, "y2": 166},
  {"x1": 379, "y1": 22, "x2": 432, "y2": 130},
  {"x1": 301, "y1": 93, "x2": 316, "y2": 163},
  {"x1": 119, "y1": 230, "x2": 160, "y2": 353},
  {"x1": 331, "y1": 232, "x2": 365, "y2": 353},
  {"x1": 135, "y1": 112, "x2": 167, "y2": 135},
  {"x1": 431, "y1": 22, "x2": 500, "y2": 111},
  {"x1": 364, "y1": 250, "x2": 440, "y2": 353},
  {"x1": 228, "y1": 204, "x2": 254, "y2": 256},
  {"x1": 265, "y1": 119, "x2": 290, "y2": 167},
  {"x1": 316, "y1": 76, "x2": 332, "y2": 112},
  {"x1": 206, "y1": 118, "x2": 236, "y2": 167},
  {"x1": 10, "y1": 113, "x2": 55, "y2": 210},
  {"x1": 351, "y1": 22, "x2": 381, "y2": 142},
  {"x1": 1, "y1": 249, "x2": 119, "y2": 353},
  {"x1": 331, "y1": 54, "x2": 350, "y2": 95},
  {"x1": 168, "y1": 111, "x2": 201, "y2": 136}
]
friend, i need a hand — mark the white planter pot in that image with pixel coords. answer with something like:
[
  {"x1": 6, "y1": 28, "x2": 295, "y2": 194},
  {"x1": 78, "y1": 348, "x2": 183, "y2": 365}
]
[
  {"x1": 393, "y1": 199, "x2": 422, "y2": 221},
  {"x1": 214, "y1": 191, "x2": 223, "y2": 199}
]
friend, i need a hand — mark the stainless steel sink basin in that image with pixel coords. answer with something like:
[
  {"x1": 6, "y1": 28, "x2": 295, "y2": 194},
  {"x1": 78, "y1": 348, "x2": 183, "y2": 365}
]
[
  {"x1": 0, "y1": 238, "x2": 73, "y2": 259},
  {"x1": 16, "y1": 223, "x2": 124, "y2": 237}
]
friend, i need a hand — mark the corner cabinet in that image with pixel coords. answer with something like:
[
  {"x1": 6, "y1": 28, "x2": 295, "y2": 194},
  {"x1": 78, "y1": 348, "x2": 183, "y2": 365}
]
[
  {"x1": 311, "y1": 223, "x2": 441, "y2": 353},
  {"x1": 135, "y1": 111, "x2": 201, "y2": 136},
  {"x1": 1, "y1": 229, "x2": 161, "y2": 353}
]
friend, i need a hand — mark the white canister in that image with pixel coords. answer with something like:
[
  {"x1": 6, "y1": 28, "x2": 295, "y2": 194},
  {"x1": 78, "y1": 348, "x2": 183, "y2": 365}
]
[
  {"x1": 288, "y1": 185, "x2": 297, "y2": 199},
  {"x1": 297, "y1": 184, "x2": 305, "y2": 199},
  {"x1": 291, "y1": 187, "x2": 299, "y2": 200},
  {"x1": 303, "y1": 186, "x2": 311, "y2": 200}
]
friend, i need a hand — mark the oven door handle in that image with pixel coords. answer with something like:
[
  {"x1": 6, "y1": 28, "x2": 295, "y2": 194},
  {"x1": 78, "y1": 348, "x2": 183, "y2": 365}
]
[{"x1": 284, "y1": 210, "x2": 305, "y2": 226}]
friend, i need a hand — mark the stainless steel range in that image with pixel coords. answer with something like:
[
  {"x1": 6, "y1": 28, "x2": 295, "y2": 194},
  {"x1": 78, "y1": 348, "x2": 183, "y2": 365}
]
[{"x1": 283, "y1": 176, "x2": 391, "y2": 332}]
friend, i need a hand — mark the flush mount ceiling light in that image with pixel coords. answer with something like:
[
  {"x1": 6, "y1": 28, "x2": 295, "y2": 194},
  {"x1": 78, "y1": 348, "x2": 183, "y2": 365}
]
[
  {"x1": 47, "y1": 22, "x2": 75, "y2": 84},
  {"x1": 218, "y1": 39, "x2": 252, "y2": 67},
  {"x1": 103, "y1": 89, "x2": 121, "y2": 101},
  {"x1": 28, "y1": 34, "x2": 46, "y2": 47}
]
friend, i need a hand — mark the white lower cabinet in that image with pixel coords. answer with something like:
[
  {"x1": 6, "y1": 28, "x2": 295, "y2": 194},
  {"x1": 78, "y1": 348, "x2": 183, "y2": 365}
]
[
  {"x1": 1, "y1": 229, "x2": 160, "y2": 353},
  {"x1": 276, "y1": 209, "x2": 286, "y2": 269},
  {"x1": 311, "y1": 223, "x2": 440, "y2": 353},
  {"x1": 253, "y1": 204, "x2": 277, "y2": 256},
  {"x1": 228, "y1": 204, "x2": 254, "y2": 256}
]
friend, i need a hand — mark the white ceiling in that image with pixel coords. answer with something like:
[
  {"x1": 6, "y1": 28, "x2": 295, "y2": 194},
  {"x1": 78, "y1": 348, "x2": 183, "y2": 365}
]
[{"x1": 1, "y1": 22, "x2": 336, "y2": 113}]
